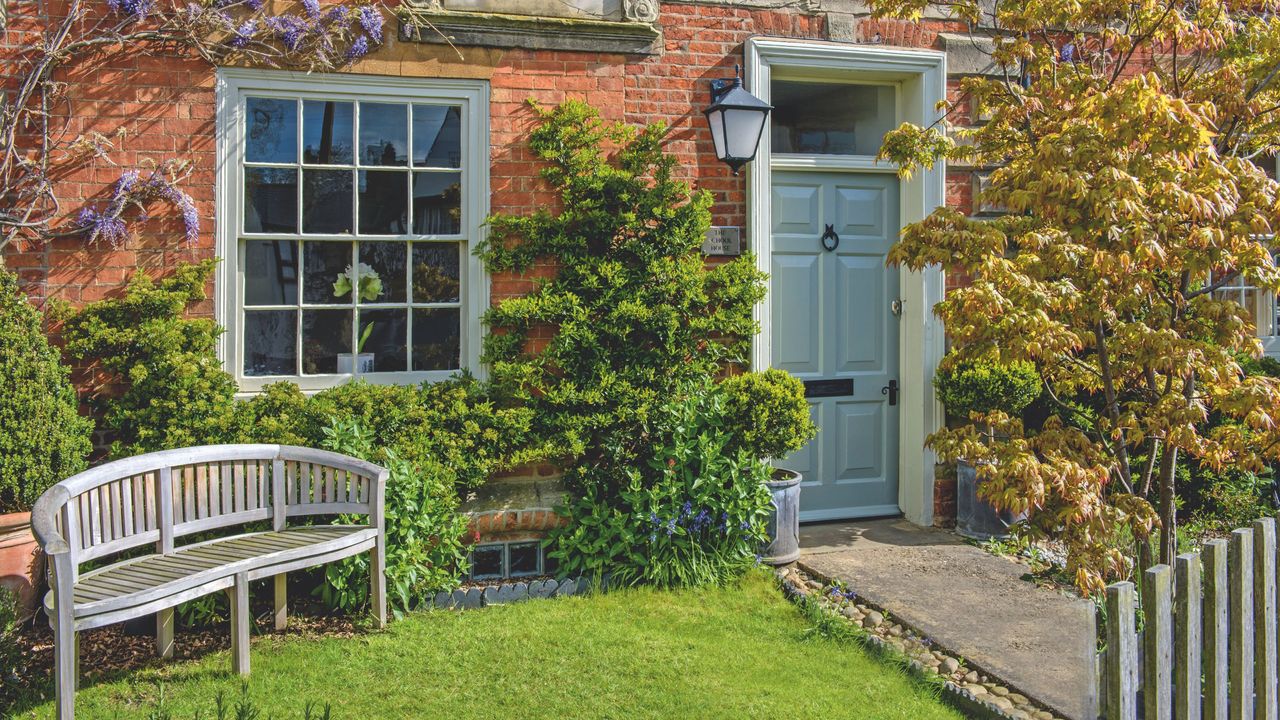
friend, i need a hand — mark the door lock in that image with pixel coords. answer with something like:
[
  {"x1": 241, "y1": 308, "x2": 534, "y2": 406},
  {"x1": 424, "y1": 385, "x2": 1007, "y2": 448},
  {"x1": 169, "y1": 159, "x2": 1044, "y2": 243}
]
[
  {"x1": 890, "y1": 299, "x2": 903, "y2": 317},
  {"x1": 881, "y1": 380, "x2": 899, "y2": 406}
]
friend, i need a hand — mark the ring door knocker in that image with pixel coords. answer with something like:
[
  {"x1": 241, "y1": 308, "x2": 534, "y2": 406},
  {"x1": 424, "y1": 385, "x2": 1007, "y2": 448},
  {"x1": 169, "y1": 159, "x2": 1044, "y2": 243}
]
[{"x1": 820, "y1": 224, "x2": 840, "y2": 252}]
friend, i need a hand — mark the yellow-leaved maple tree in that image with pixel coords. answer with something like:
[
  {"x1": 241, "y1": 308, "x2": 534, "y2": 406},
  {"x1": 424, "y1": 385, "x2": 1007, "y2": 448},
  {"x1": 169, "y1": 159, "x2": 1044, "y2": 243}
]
[{"x1": 870, "y1": 0, "x2": 1280, "y2": 592}]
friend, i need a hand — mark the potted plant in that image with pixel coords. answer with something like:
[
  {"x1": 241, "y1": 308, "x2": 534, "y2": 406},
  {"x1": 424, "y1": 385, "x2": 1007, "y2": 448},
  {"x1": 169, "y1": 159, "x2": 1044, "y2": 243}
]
[
  {"x1": 933, "y1": 357, "x2": 1041, "y2": 540},
  {"x1": 333, "y1": 263, "x2": 381, "y2": 374},
  {"x1": 0, "y1": 269, "x2": 93, "y2": 617},
  {"x1": 721, "y1": 369, "x2": 818, "y2": 565}
]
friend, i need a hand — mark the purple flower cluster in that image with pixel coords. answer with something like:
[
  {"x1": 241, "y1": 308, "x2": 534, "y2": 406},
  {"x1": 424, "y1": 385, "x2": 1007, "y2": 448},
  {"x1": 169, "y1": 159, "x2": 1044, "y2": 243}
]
[
  {"x1": 358, "y1": 5, "x2": 383, "y2": 43},
  {"x1": 346, "y1": 34, "x2": 370, "y2": 60},
  {"x1": 265, "y1": 14, "x2": 310, "y2": 51},
  {"x1": 76, "y1": 208, "x2": 129, "y2": 247},
  {"x1": 827, "y1": 586, "x2": 857, "y2": 602},
  {"x1": 107, "y1": 0, "x2": 152, "y2": 19},
  {"x1": 230, "y1": 18, "x2": 258, "y2": 48},
  {"x1": 302, "y1": 0, "x2": 321, "y2": 19},
  {"x1": 647, "y1": 501, "x2": 741, "y2": 541}
]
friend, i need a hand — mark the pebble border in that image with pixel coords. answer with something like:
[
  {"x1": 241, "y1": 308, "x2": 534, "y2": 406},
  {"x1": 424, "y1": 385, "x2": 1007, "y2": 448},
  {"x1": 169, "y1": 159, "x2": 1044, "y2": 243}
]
[
  {"x1": 424, "y1": 577, "x2": 591, "y2": 610},
  {"x1": 776, "y1": 566, "x2": 1066, "y2": 720}
]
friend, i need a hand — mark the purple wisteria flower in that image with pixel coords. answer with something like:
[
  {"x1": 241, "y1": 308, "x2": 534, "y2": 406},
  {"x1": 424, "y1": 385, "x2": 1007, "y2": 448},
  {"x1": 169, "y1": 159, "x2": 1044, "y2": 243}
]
[
  {"x1": 107, "y1": 0, "x2": 152, "y2": 19},
  {"x1": 77, "y1": 208, "x2": 129, "y2": 247},
  {"x1": 358, "y1": 5, "x2": 383, "y2": 43},
  {"x1": 324, "y1": 6, "x2": 350, "y2": 24},
  {"x1": 346, "y1": 34, "x2": 370, "y2": 60},
  {"x1": 302, "y1": 0, "x2": 321, "y2": 20},
  {"x1": 265, "y1": 15, "x2": 310, "y2": 52},
  {"x1": 230, "y1": 19, "x2": 258, "y2": 48}
]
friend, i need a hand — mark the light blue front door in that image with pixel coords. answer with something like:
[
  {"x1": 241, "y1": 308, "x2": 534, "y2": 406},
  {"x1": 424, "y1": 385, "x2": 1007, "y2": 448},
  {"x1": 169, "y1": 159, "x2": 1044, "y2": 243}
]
[{"x1": 771, "y1": 171, "x2": 901, "y2": 521}]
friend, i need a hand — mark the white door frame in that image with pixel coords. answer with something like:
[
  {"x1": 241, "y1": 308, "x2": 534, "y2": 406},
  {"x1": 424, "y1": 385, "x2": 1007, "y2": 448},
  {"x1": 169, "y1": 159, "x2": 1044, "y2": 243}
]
[{"x1": 745, "y1": 37, "x2": 947, "y2": 526}]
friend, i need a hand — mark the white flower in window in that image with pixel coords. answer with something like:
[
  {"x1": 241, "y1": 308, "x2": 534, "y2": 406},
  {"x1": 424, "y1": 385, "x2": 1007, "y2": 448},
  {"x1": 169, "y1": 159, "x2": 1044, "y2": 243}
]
[{"x1": 332, "y1": 262, "x2": 383, "y2": 302}]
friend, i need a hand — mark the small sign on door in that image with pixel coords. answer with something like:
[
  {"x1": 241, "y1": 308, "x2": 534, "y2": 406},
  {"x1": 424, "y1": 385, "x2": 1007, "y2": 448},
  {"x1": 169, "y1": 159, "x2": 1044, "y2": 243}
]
[{"x1": 702, "y1": 226, "x2": 742, "y2": 256}]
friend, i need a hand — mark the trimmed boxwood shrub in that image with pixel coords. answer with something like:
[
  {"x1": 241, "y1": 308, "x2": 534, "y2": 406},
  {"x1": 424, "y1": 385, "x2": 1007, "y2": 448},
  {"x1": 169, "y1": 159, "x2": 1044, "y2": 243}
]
[
  {"x1": 0, "y1": 268, "x2": 92, "y2": 512},
  {"x1": 933, "y1": 357, "x2": 1042, "y2": 418},
  {"x1": 720, "y1": 368, "x2": 816, "y2": 462}
]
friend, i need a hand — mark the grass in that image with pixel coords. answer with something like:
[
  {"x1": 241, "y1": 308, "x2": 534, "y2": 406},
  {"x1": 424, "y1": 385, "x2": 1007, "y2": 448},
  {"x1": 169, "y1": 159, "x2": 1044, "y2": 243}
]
[{"x1": 14, "y1": 572, "x2": 964, "y2": 720}]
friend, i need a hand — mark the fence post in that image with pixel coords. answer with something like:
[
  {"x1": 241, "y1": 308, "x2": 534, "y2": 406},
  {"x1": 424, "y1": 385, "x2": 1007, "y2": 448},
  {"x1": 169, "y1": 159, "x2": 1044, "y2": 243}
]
[
  {"x1": 1146, "y1": 564, "x2": 1175, "y2": 720},
  {"x1": 1231, "y1": 528, "x2": 1256, "y2": 720},
  {"x1": 1256, "y1": 518, "x2": 1278, "y2": 720},
  {"x1": 1177, "y1": 552, "x2": 1203, "y2": 720},
  {"x1": 1106, "y1": 581, "x2": 1138, "y2": 720},
  {"x1": 1206, "y1": 539, "x2": 1230, "y2": 720}
]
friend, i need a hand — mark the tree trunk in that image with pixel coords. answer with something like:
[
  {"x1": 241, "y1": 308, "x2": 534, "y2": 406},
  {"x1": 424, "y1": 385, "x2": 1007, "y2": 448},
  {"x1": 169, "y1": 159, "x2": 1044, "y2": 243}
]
[{"x1": 1157, "y1": 443, "x2": 1179, "y2": 566}]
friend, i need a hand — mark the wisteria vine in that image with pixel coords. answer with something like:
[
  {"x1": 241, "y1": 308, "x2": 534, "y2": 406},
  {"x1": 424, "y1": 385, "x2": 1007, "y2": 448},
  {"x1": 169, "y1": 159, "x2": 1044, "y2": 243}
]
[{"x1": 2, "y1": 0, "x2": 391, "y2": 253}]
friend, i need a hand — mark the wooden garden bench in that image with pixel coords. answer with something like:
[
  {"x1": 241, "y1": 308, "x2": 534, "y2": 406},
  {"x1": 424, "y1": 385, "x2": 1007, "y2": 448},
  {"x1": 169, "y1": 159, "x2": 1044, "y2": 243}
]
[{"x1": 30, "y1": 444, "x2": 389, "y2": 720}]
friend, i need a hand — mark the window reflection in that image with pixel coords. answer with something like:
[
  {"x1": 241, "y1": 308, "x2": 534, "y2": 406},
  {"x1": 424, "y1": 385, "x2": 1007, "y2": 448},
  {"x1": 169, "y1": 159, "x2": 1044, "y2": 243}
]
[
  {"x1": 304, "y1": 100, "x2": 354, "y2": 165},
  {"x1": 360, "y1": 103, "x2": 408, "y2": 166}
]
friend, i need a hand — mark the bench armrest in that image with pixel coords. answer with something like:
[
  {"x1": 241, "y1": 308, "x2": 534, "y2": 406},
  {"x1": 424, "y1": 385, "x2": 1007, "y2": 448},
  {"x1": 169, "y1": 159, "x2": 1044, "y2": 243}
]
[{"x1": 31, "y1": 485, "x2": 71, "y2": 556}]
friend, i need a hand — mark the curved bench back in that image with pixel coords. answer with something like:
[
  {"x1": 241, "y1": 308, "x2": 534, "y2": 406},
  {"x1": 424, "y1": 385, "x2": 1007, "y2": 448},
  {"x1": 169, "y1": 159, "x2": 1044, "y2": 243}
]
[{"x1": 31, "y1": 445, "x2": 388, "y2": 577}]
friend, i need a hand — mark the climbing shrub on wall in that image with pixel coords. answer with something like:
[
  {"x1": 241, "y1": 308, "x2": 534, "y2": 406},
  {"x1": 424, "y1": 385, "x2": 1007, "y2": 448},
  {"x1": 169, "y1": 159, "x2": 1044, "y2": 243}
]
[{"x1": 479, "y1": 99, "x2": 768, "y2": 481}]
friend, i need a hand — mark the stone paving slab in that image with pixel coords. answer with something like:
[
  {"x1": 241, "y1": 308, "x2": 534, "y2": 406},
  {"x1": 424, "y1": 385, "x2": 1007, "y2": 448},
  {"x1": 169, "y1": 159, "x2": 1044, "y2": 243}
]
[{"x1": 799, "y1": 519, "x2": 1097, "y2": 720}]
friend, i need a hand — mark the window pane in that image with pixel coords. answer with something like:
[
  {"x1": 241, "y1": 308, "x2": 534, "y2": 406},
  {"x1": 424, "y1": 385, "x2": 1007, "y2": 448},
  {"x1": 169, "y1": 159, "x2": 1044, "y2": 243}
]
[
  {"x1": 412, "y1": 307, "x2": 460, "y2": 371},
  {"x1": 246, "y1": 97, "x2": 297, "y2": 163},
  {"x1": 470, "y1": 544, "x2": 503, "y2": 580},
  {"x1": 508, "y1": 542, "x2": 540, "y2": 576},
  {"x1": 303, "y1": 100, "x2": 354, "y2": 165},
  {"x1": 770, "y1": 81, "x2": 895, "y2": 156},
  {"x1": 358, "y1": 171, "x2": 409, "y2": 235},
  {"x1": 359, "y1": 309, "x2": 407, "y2": 372},
  {"x1": 244, "y1": 240, "x2": 298, "y2": 305},
  {"x1": 359, "y1": 242, "x2": 406, "y2": 303},
  {"x1": 244, "y1": 168, "x2": 297, "y2": 233},
  {"x1": 412, "y1": 243, "x2": 460, "y2": 303},
  {"x1": 360, "y1": 103, "x2": 408, "y2": 166},
  {"x1": 244, "y1": 310, "x2": 296, "y2": 376},
  {"x1": 413, "y1": 105, "x2": 462, "y2": 168},
  {"x1": 303, "y1": 241, "x2": 352, "y2": 305},
  {"x1": 412, "y1": 172, "x2": 462, "y2": 235},
  {"x1": 303, "y1": 309, "x2": 352, "y2": 375},
  {"x1": 303, "y1": 169, "x2": 353, "y2": 234}
]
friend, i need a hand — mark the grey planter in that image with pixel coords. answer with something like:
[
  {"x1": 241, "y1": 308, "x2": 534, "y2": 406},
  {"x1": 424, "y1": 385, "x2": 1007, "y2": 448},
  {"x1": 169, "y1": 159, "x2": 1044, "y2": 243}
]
[
  {"x1": 762, "y1": 469, "x2": 802, "y2": 565},
  {"x1": 955, "y1": 460, "x2": 1025, "y2": 540}
]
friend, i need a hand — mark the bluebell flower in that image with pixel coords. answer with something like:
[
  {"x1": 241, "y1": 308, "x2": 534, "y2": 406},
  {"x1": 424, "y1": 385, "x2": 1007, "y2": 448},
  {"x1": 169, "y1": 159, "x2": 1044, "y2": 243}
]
[
  {"x1": 665, "y1": 518, "x2": 676, "y2": 536},
  {"x1": 680, "y1": 501, "x2": 692, "y2": 520},
  {"x1": 358, "y1": 5, "x2": 383, "y2": 43},
  {"x1": 692, "y1": 509, "x2": 710, "y2": 531},
  {"x1": 739, "y1": 520, "x2": 751, "y2": 531},
  {"x1": 649, "y1": 512, "x2": 660, "y2": 527}
]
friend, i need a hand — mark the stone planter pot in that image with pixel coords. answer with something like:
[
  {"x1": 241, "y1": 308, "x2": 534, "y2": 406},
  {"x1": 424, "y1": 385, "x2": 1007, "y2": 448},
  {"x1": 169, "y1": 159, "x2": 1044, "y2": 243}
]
[
  {"x1": 955, "y1": 460, "x2": 1025, "y2": 541},
  {"x1": 0, "y1": 511, "x2": 44, "y2": 619},
  {"x1": 761, "y1": 469, "x2": 802, "y2": 565}
]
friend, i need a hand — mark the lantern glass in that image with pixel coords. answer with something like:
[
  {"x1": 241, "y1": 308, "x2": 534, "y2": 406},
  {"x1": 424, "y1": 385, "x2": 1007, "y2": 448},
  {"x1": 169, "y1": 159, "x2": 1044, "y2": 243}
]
[
  {"x1": 725, "y1": 107, "x2": 766, "y2": 160},
  {"x1": 706, "y1": 107, "x2": 727, "y2": 160}
]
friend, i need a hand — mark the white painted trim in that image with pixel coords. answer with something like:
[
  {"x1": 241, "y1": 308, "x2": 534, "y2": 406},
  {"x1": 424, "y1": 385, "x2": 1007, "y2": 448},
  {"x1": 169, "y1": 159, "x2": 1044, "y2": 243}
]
[
  {"x1": 746, "y1": 37, "x2": 947, "y2": 527},
  {"x1": 215, "y1": 69, "x2": 489, "y2": 394}
]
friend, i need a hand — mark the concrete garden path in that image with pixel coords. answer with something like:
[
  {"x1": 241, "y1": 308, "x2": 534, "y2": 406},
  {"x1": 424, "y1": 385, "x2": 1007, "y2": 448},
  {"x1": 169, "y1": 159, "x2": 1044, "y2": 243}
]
[{"x1": 799, "y1": 519, "x2": 1097, "y2": 720}]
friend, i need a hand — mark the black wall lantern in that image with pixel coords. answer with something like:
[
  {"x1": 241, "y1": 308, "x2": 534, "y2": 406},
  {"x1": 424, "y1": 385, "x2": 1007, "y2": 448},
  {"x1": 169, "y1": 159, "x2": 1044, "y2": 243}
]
[{"x1": 704, "y1": 66, "x2": 772, "y2": 175}]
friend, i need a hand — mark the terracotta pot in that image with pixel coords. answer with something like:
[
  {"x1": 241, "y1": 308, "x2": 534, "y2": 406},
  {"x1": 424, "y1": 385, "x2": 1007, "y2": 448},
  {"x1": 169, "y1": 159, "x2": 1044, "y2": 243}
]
[{"x1": 0, "y1": 511, "x2": 45, "y2": 619}]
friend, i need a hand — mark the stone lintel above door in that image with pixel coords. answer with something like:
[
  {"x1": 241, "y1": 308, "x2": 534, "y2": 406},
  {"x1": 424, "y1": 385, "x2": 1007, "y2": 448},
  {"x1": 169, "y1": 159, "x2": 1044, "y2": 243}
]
[{"x1": 399, "y1": 1, "x2": 662, "y2": 55}]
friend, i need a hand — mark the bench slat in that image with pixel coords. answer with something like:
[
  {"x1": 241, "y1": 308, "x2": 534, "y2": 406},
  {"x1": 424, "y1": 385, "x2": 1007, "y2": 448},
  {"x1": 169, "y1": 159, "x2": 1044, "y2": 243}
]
[{"x1": 70, "y1": 526, "x2": 375, "y2": 618}]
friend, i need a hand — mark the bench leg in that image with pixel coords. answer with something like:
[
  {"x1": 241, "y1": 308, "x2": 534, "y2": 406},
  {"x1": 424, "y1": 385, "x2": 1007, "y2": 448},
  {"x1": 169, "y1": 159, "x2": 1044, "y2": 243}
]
[
  {"x1": 157, "y1": 607, "x2": 175, "y2": 658},
  {"x1": 230, "y1": 572, "x2": 250, "y2": 675},
  {"x1": 53, "y1": 615, "x2": 76, "y2": 720},
  {"x1": 371, "y1": 539, "x2": 386, "y2": 628},
  {"x1": 273, "y1": 574, "x2": 287, "y2": 631}
]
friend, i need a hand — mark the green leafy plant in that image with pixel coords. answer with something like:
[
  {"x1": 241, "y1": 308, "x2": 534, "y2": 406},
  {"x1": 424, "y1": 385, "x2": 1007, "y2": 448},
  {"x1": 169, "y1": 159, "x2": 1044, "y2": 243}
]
[
  {"x1": 547, "y1": 380, "x2": 774, "y2": 588},
  {"x1": 720, "y1": 369, "x2": 816, "y2": 462},
  {"x1": 0, "y1": 268, "x2": 92, "y2": 512},
  {"x1": 0, "y1": 589, "x2": 25, "y2": 709},
  {"x1": 316, "y1": 418, "x2": 470, "y2": 617},
  {"x1": 478, "y1": 99, "x2": 767, "y2": 482},
  {"x1": 932, "y1": 358, "x2": 1042, "y2": 419},
  {"x1": 56, "y1": 260, "x2": 238, "y2": 458}
]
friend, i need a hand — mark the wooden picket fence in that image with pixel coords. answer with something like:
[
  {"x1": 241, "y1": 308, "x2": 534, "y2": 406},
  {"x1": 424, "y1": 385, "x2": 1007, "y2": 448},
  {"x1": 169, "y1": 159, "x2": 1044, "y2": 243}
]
[{"x1": 1099, "y1": 517, "x2": 1280, "y2": 719}]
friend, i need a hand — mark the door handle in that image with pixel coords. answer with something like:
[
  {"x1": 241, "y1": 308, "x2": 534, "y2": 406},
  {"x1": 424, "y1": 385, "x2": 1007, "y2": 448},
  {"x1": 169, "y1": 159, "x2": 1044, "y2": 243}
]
[
  {"x1": 820, "y1": 224, "x2": 839, "y2": 252},
  {"x1": 881, "y1": 380, "x2": 898, "y2": 406}
]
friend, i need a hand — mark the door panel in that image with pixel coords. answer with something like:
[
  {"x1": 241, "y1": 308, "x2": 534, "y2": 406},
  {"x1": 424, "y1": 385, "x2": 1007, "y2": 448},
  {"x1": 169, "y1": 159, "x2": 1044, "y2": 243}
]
[{"x1": 772, "y1": 171, "x2": 901, "y2": 521}]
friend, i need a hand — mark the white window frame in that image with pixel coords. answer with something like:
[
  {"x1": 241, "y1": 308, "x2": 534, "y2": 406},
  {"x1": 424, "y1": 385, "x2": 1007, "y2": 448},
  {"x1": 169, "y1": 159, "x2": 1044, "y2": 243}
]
[{"x1": 215, "y1": 69, "x2": 490, "y2": 394}]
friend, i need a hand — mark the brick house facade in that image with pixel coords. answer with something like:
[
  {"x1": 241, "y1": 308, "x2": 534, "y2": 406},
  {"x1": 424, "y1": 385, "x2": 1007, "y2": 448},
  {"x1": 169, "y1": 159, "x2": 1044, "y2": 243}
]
[{"x1": 5, "y1": 0, "x2": 993, "y2": 528}]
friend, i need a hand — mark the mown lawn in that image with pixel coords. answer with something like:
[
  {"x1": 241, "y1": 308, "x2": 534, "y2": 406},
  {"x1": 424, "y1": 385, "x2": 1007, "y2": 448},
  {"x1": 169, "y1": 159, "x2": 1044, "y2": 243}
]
[{"x1": 15, "y1": 572, "x2": 963, "y2": 719}]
